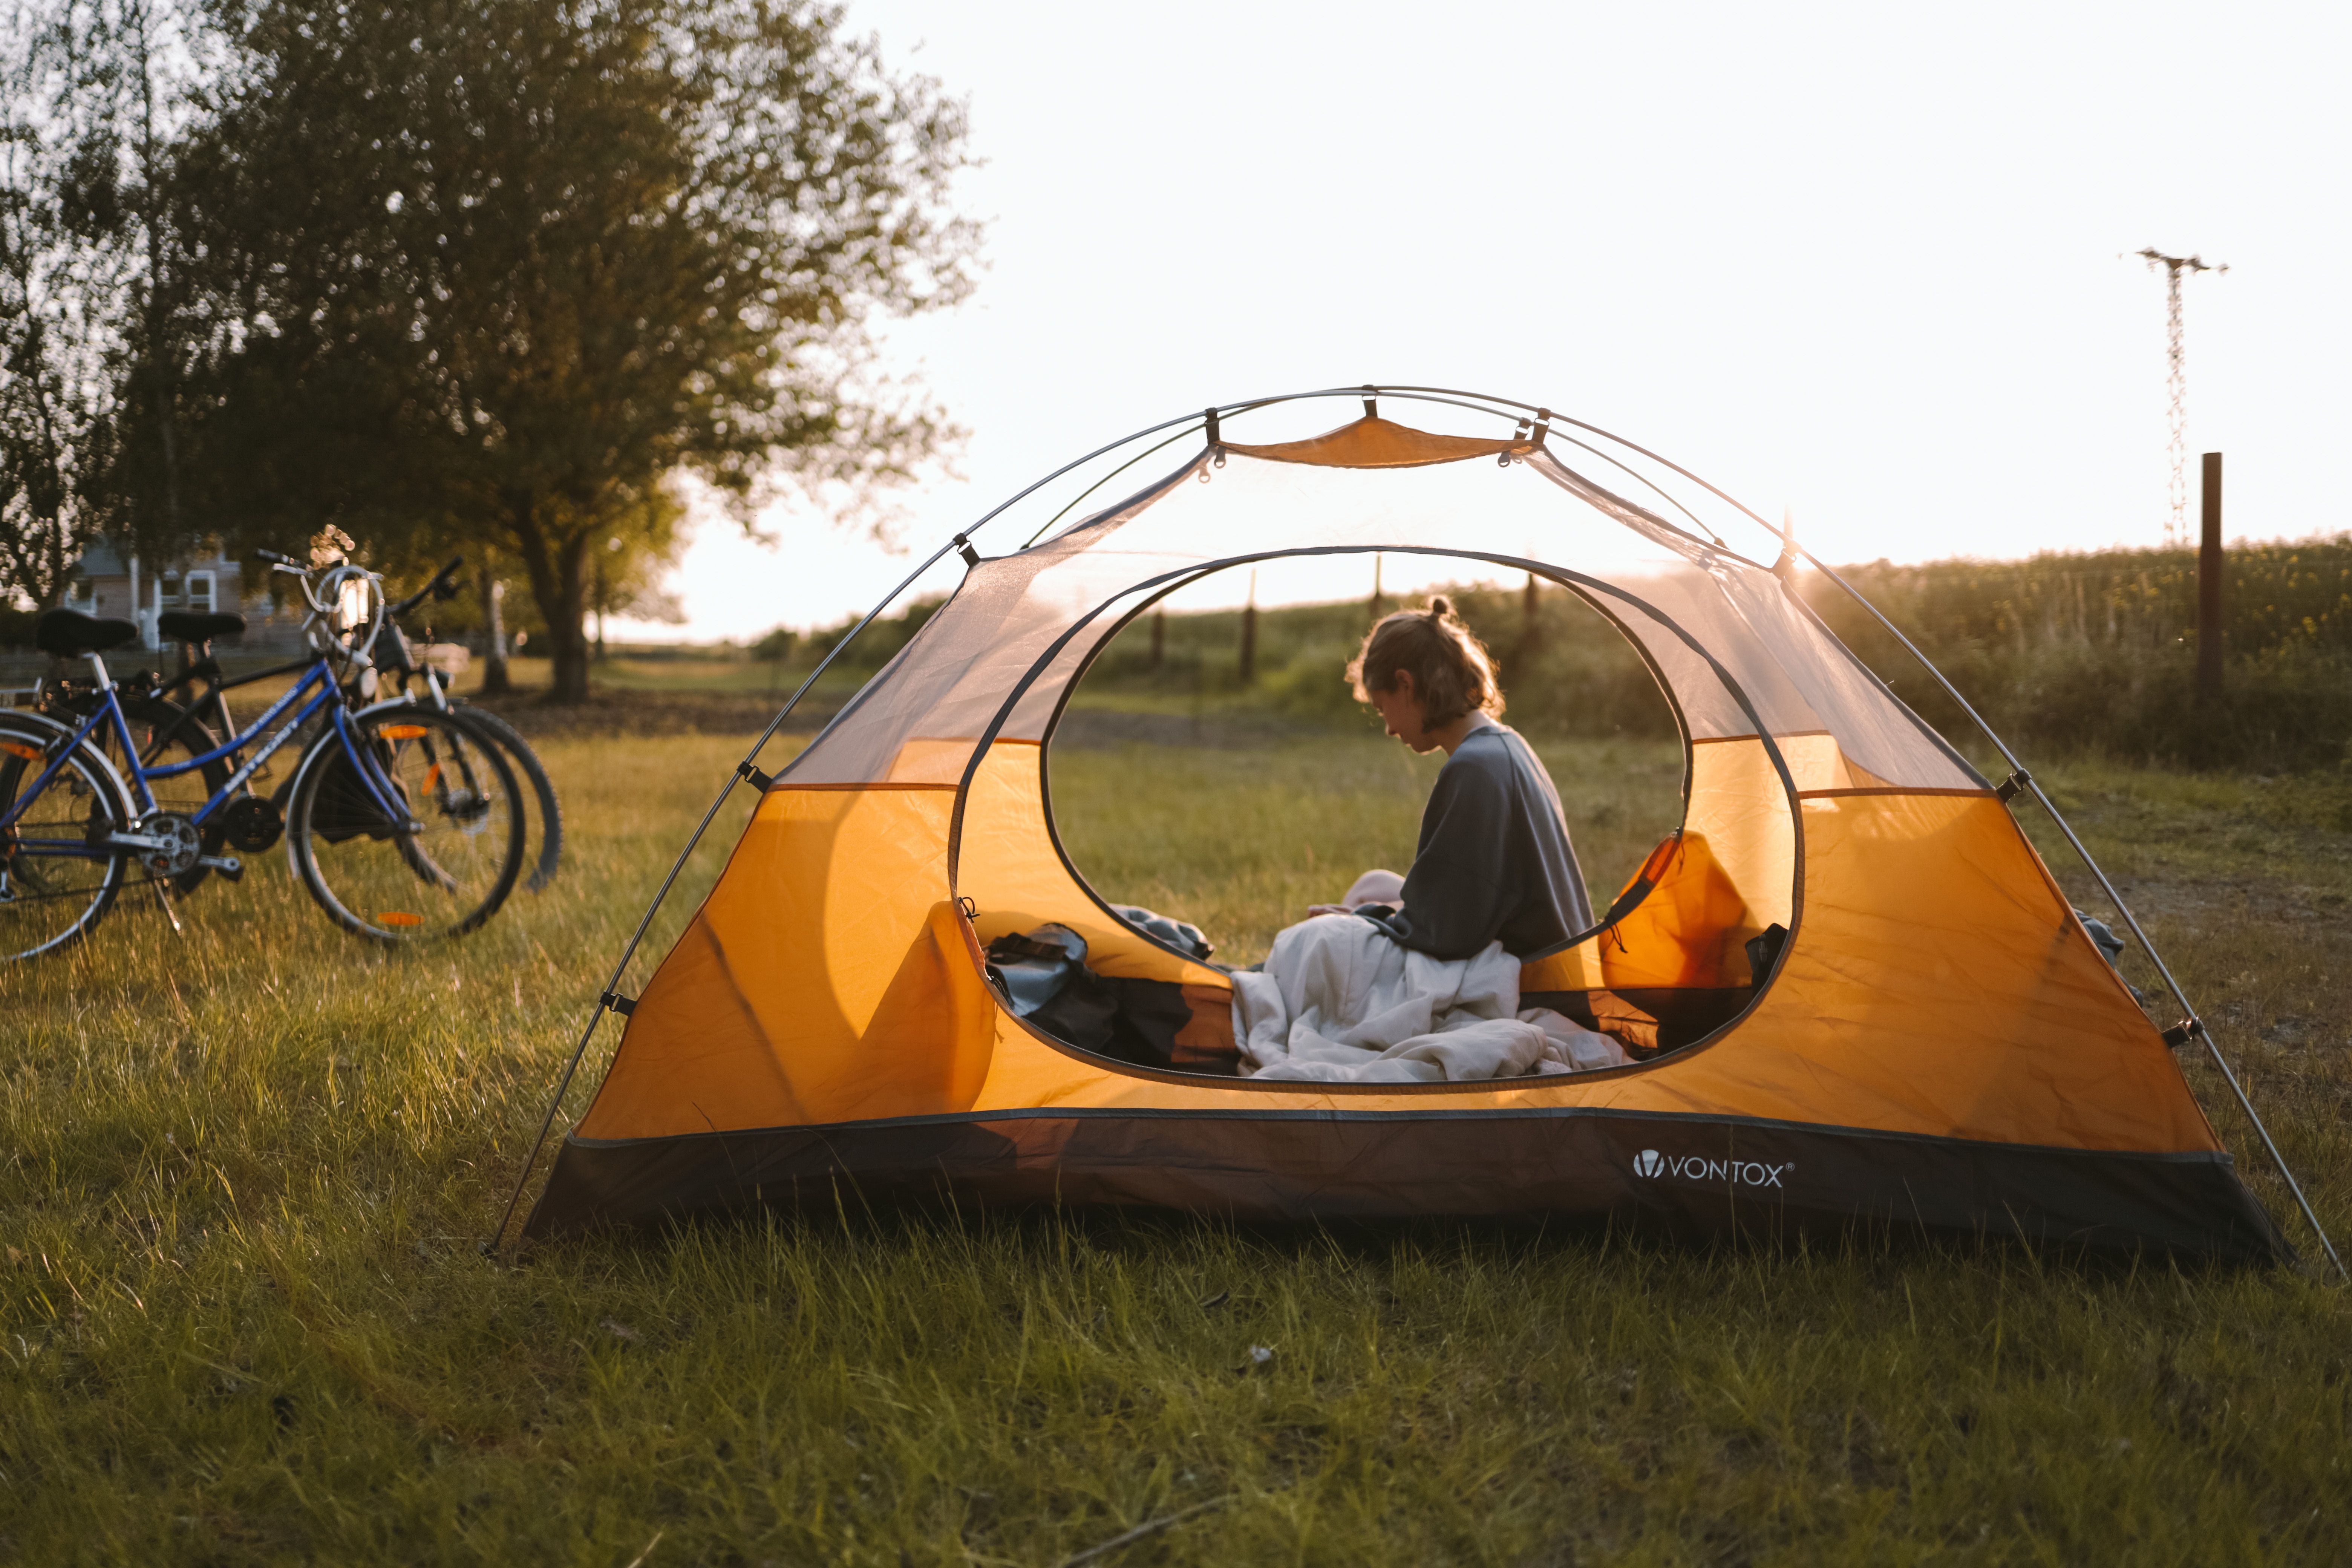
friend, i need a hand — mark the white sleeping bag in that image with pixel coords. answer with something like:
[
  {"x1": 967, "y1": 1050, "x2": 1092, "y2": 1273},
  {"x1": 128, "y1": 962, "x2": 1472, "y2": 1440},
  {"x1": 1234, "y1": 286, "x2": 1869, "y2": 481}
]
[{"x1": 1231, "y1": 913, "x2": 1628, "y2": 1084}]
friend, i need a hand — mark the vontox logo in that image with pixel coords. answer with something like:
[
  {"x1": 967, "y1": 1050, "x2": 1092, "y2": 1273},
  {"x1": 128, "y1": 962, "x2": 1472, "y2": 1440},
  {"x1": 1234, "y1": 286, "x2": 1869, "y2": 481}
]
[{"x1": 1634, "y1": 1149, "x2": 1794, "y2": 1187}]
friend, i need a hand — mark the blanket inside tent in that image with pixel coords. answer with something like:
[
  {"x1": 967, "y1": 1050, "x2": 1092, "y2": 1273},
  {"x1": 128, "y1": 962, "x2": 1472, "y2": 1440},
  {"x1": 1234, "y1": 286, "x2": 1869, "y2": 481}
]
[{"x1": 1233, "y1": 914, "x2": 1629, "y2": 1083}]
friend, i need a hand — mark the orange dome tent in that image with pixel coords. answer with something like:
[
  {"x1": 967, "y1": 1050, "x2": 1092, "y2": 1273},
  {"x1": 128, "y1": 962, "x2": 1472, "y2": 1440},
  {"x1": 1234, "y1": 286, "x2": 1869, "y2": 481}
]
[{"x1": 496, "y1": 386, "x2": 2331, "y2": 1268}]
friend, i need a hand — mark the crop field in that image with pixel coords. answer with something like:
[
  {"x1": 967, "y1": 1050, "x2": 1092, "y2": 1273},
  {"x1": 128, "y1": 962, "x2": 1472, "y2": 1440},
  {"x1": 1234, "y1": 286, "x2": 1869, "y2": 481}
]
[{"x1": 5, "y1": 720, "x2": 2352, "y2": 1564}]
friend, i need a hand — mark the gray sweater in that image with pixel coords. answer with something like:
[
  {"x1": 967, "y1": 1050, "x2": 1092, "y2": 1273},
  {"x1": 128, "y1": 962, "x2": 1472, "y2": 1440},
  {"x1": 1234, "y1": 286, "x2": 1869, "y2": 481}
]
[{"x1": 1363, "y1": 723, "x2": 1594, "y2": 960}]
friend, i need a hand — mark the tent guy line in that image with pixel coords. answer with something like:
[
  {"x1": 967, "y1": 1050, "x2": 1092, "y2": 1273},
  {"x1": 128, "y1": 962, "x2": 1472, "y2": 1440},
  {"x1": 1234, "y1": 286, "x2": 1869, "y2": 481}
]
[{"x1": 1800, "y1": 543, "x2": 2344, "y2": 1279}]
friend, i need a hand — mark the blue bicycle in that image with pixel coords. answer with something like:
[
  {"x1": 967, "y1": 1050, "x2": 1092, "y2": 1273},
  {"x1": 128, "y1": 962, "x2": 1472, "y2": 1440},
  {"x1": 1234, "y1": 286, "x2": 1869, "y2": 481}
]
[{"x1": 0, "y1": 551, "x2": 524, "y2": 959}]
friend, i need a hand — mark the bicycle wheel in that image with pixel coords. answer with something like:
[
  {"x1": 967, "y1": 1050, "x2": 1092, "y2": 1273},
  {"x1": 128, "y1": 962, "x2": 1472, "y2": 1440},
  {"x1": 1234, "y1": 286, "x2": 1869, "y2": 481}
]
[
  {"x1": 286, "y1": 707, "x2": 525, "y2": 942},
  {"x1": 452, "y1": 703, "x2": 563, "y2": 892},
  {"x1": 84, "y1": 694, "x2": 232, "y2": 896},
  {"x1": 0, "y1": 712, "x2": 133, "y2": 960}
]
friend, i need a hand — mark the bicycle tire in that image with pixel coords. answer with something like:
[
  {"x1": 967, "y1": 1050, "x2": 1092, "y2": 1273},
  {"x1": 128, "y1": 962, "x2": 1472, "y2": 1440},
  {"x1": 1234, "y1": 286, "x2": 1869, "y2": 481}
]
[
  {"x1": 285, "y1": 706, "x2": 525, "y2": 942},
  {"x1": 450, "y1": 703, "x2": 562, "y2": 892},
  {"x1": 0, "y1": 711, "x2": 135, "y2": 960}
]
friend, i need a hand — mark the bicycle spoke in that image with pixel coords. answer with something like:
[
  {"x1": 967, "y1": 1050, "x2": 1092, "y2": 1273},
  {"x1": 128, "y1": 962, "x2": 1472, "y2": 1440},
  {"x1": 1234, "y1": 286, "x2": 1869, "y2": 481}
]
[
  {"x1": 291, "y1": 711, "x2": 524, "y2": 940},
  {"x1": 0, "y1": 721, "x2": 129, "y2": 960}
]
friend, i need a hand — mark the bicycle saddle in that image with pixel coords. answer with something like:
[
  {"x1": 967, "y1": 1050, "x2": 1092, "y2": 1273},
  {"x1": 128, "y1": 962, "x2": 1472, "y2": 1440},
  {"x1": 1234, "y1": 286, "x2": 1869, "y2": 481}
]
[
  {"x1": 35, "y1": 608, "x2": 141, "y2": 656},
  {"x1": 158, "y1": 609, "x2": 247, "y2": 642}
]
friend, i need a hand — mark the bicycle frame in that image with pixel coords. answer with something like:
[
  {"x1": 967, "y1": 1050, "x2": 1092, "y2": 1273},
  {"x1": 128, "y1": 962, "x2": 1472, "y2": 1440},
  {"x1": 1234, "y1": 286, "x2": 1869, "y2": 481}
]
[
  {"x1": 139, "y1": 654, "x2": 317, "y2": 762},
  {"x1": 0, "y1": 651, "x2": 415, "y2": 852}
]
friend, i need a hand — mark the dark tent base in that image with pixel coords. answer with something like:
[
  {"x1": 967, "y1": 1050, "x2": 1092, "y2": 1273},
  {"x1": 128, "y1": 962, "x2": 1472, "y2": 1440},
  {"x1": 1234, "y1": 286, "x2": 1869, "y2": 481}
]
[{"x1": 523, "y1": 1107, "x2": 2290, "y2": 1265}]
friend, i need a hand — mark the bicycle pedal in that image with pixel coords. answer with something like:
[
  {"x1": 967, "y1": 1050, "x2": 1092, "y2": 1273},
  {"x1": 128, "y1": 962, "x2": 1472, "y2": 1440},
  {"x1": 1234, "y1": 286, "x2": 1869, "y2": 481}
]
[{"x1": 198, "y1": 854, "x2": 244, "y2": 882}]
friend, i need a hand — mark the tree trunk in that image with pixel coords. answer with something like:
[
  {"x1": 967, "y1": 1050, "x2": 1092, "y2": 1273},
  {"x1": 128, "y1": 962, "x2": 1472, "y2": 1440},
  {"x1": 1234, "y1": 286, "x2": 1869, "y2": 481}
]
[
  {"x1": 549, "y1": 616, "x2": 590, "y2": 702},
  {"x1": 508, "y1": 492, "x2": 595, "y2": 704}
]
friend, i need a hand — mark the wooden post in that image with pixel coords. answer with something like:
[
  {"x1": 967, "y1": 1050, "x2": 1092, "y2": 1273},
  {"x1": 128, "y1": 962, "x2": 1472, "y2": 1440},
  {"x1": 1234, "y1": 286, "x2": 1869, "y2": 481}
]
[
  {"x1": 1238, "y1": 570, "x2": 1257, "y2": 684},
  {"x1": 2197, "y1": 451, "x2": 2223, "y2": 702},
  {"x1": 1507, "y1": 570, "x2": 1544, "y2": 691}
]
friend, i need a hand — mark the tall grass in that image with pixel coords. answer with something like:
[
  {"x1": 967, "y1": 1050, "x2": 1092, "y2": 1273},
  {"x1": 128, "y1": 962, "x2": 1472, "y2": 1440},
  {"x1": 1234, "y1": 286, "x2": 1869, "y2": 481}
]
[
  {"x1": 1074, "y1": 585, "x2": 1678, "y2": 743},
  {"x1": 1050, "y1": 735, "x2": 1684, "y2": 963},
  {"x1": 1054, "y1": 534, "x2": 2352, "y2": 772},
  {"x1": 1810, "y1": 536, "x2": 2352, "y2": 772},
  {"x1": 5, "y1": 726, "x2": 2352, "y2": 1561}
]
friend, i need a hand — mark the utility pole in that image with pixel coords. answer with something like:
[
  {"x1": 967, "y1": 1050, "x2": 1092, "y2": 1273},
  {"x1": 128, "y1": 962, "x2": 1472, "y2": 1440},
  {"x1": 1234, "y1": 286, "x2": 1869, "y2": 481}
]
[{"x1": 2136, "y1": 248, "x2": 2225, "y2": 547}]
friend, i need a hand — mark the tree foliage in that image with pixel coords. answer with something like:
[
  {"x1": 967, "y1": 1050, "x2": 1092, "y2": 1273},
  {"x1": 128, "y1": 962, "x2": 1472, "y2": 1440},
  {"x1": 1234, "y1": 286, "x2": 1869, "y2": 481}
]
[
  {"x1": 171, "y1": 0, "x2": 974, "y2": 697},
  {"x1": 3, "y1": 2, "x2": 128, "y2": 605},
  {"x1": 0, "y1": 0, "x2": 974, "y2": 692},
  {"x1": 0, "y1": 0, "x2": 221, "y2": 612}
]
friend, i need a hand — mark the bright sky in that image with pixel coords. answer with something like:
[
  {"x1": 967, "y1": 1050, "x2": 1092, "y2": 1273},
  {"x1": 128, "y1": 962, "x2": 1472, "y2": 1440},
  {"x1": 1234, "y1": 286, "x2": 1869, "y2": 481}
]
[{"x1": 619, "y1": 0, "x2": 2352, "y2": 642}]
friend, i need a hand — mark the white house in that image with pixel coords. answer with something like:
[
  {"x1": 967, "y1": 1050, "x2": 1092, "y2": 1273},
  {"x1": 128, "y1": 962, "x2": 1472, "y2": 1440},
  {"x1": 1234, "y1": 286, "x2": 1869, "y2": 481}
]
[{"x1": 64, "y1": 540, "x2": 305, "y2": 652}]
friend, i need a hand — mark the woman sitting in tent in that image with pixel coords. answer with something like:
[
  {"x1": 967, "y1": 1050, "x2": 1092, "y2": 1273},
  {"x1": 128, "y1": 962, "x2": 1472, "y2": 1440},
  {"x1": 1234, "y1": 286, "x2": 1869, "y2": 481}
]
[
  {"x1": 1233, "y1": 598, "x2": 1620, "y2": 1083},
  {"x1": 1314, "y1": 596, "x2": 1594, "y2": 955}
]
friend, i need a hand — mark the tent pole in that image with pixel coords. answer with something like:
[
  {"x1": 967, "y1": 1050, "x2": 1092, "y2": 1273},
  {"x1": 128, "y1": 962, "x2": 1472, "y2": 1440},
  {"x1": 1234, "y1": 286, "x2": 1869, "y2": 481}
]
[
  {"x1": 1511, "y1": 390, "x2": 2336, "y2": 1273},
  {"x1": 485, "y1": 403, "x2": 1255, "y2": 1251},
  {"x1": 488, "y1": 377, "x2": 2334, "y2": 1267},
  {"x1": 1801, "y1": 553, "x2": 2343, "y2": 1279},
  {"x1": 1020, "y1": 424, "x2": 1204, "y2": 548}
]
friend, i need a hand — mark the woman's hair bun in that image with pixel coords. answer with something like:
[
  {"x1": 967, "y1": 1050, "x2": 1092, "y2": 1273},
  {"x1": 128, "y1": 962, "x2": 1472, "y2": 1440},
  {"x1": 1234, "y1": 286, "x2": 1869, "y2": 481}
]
[{"x1": 1348, "y1": 593, "x2": 1504, "y2": 725}]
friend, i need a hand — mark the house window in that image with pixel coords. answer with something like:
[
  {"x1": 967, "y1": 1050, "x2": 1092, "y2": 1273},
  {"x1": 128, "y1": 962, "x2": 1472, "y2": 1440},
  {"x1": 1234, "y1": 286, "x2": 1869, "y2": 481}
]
[
  {"x1": 185, "y1": 571, "x2": 217, "y2": 615},
  {"x1": 66, "y1": 579, "x2": 93, "y2": 609},
  {"x1": 160, "y1": 571, "x2": 182, "y2": 608}
]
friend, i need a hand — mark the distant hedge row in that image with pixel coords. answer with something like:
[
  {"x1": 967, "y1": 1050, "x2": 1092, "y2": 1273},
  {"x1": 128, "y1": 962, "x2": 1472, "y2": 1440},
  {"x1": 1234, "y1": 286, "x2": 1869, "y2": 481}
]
[
  {"x1": 764, "y1": 536, "x2": 2352, "y2": 772},
  {"x1": 1057, "y1": 537, "x2": 2352, "y2": 772},
  {"x1": 1076, "y1": 584, "x2": 1678, "y2": 741},
  {"x1": 1809, "y1": 538, "x2": 2352, "y2": 772}
]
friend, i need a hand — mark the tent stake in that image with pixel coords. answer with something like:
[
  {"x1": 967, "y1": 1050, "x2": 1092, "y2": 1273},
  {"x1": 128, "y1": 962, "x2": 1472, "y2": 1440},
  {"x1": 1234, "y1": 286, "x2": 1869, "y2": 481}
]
[{"x1": 1801, "y1": 554, "x2": 2343, "y2": 1279}]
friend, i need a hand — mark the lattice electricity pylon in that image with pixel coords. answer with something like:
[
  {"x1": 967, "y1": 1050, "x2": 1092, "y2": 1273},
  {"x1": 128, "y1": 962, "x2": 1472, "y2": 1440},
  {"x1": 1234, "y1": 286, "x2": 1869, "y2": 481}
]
[{"x1": 2137, "y1": 248, "x2": 2225, "y2": 547}]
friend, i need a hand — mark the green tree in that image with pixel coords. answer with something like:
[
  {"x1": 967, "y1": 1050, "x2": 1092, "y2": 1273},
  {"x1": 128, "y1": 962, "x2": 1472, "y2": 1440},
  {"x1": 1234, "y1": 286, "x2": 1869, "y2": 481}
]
[
  {"x1": 2, "y1": 0, "x2": 221, "y2": 610},
  {"x1": 175, "y1": 0, "x2": 974, "y2": 699},
  {"x1": 0, "y1": 0, "x2": 130, "y2": 608}
]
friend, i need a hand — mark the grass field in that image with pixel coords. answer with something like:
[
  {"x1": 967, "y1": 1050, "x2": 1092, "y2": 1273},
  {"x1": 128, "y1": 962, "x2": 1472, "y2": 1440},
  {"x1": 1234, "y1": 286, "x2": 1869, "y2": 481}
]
[{"x1": 5, "y1": 721, "x2": 2352, "y2": 1564}]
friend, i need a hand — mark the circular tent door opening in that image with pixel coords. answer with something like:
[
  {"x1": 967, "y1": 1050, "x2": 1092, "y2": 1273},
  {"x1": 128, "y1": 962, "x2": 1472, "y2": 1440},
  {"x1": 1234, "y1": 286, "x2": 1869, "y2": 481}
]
[{"x1": 1044, "y1": 555, "x2": 1689, "y2": 969}]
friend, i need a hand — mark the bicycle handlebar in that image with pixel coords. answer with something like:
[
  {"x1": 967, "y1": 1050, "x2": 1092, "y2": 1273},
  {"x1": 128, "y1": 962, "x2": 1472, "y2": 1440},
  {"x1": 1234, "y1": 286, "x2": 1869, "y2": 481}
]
[
  {"x1": 254, "y1": 547, "x2": 387, "y2": 666},
  {"x1": 390, "y1": 557, "x2": 464, "y2": 619}
]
